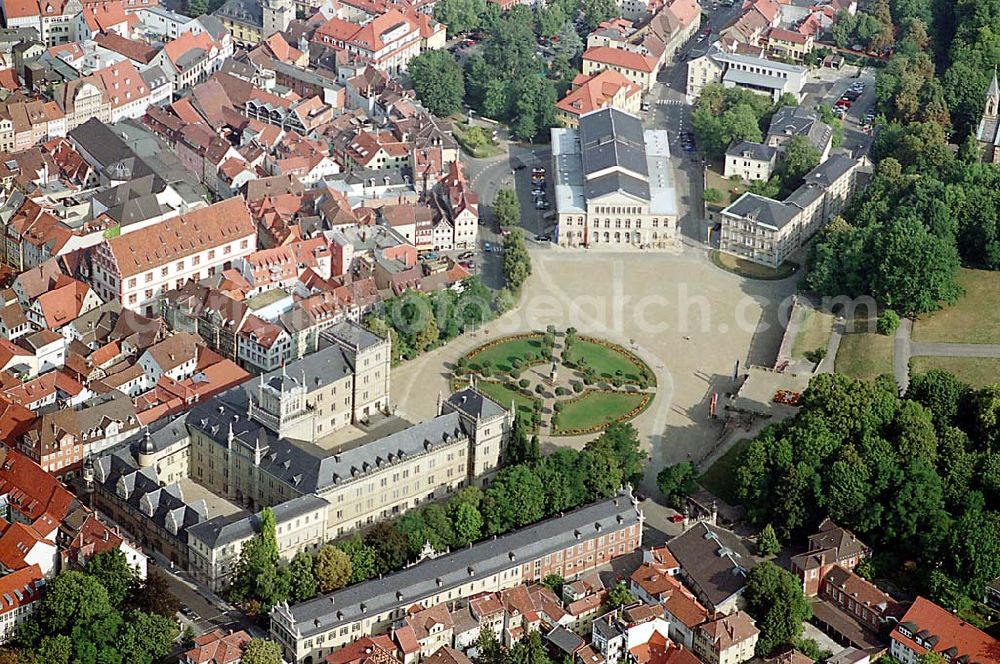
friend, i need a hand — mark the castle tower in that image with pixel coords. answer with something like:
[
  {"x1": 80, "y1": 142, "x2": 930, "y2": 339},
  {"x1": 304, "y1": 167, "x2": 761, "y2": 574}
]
[{"x1": 262, "y1": 0, "x2": 293, "y2": 38}]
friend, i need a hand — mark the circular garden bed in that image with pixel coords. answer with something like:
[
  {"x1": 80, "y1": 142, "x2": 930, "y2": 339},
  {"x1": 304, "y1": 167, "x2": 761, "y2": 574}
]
[
  {"x1": 454, "y1": 329, "x2": 656, "y2": 437},
  {"x1": 550, "y1": 390, "x2": 652, "y2": 436}
]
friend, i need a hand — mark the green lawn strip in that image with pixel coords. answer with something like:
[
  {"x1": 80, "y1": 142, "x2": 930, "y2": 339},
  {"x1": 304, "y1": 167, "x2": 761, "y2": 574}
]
[
  {"x1": 912, "y1": 268, "x2": 1000, "y2": 344},
  {"x1": 698, "y1": 437, "x2": 750, "y2": 505},
  {"x1": 710, "y1": 250, "x2": 797, "y2": 280},
  {"x1": 466, "y1": 334, "x2": 546, "y2": 373},
  {"x1": 565, "y1": 337, "x2": 652, "y2": 384},
  {"x1": 552, "y1": 390, "x2": 649, "y2": 435},
  {"x1": 909, "y1": 356, "x2": 1000, "y2": 389},
  {"x1": 834, "y1": 330, "x2": 893, "y2": 381},
  {"x1": 791, "y1": 308, "x2": 834, "y2": 361}
]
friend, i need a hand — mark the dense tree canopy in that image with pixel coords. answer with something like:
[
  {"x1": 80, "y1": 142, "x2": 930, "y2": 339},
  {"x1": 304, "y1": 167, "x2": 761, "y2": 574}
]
[
  {"x1": 744, "y1": 562, "x2": 812, "y2": 657},
  {"x1": 734, "y1": 370, "x2": 1000, "y2": 611},
  {"x1": 409, "y1": 50, "x2": 466, "y2": 117}
]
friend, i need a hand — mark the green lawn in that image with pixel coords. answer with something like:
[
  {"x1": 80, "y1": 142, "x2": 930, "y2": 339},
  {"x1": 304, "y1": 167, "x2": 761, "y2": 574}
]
[
  {"x1": 552, "y1": 390, "x2": 648, "y2": 435},
  {"x1": 472, "y1": 380, "x2": 540, "y2": 422},
  {"x1": 910, "y1": 356, "x2": 1000, "y2": 389},
  {"x1": 565, "y1": 338, "x2": 648, "y2": 381},
  {"x1": 835, "y1": 327, "x2": 894, "y2": 381},
  {"x1": 791, "y1": 308, "x2": 834, "y2": 361},
  {"x1": 466, "y1": 335, "x2": 546, "y2": 373},
  {"x1": 913, "y1": 268, "x2": 1000, "y2": 344},
  {"x1": 698, "y1": 438, "x2": 749, "y2": 505},
  {"x1": 704, "y1": 166, "x2": 748, "y2": 208},
  {"x1": 710, "y1": 251, "x2": 797, "y2": 280}
]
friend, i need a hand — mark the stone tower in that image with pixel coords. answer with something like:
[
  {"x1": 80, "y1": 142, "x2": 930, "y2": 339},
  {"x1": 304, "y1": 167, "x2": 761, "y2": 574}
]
[
  {"x1": 977, "y1": 66, "x2": 1000, "y2": 163},
  {"x1": 262, "y1": 0, "x2": 292, "y2": 38}
]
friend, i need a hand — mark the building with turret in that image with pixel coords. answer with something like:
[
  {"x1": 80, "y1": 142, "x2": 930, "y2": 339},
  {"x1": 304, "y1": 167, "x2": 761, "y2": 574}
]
[
  {"x1": 90, "y1": 321, "x2": 514, "y2": 591},
  {"x1": 976, "y1": 67, "x2": 1000, "y2": 163}
]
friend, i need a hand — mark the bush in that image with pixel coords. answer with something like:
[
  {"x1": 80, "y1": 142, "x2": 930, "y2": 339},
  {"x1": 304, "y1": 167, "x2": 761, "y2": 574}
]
[
  {"x1": 553, "y1": 401, "x2": 564, "y2": 412},
  {"x1": 519, "y1": 378, "x2": 530, "y2": 388},
  {"x1": 583, "y1": 374, "x2": 594, "y2": 386},
  {"x1": 571, "y1": 381, "x2": 583, "y2": 393},
  {"x1": 703, "y1": 187, "x2": 723, "y2": 204},
  {"x1": 804, "y1": 348, "x2": 827, "y2": 364},
  {"x1": 555, "y1": 386, "x2": 568, "y2": 396},
  {"x1": 877, "y1": 309, "x2": 901, "y2": 336},
  {"x1": 534, "y1": 384, "x2": 545, "y2": 395},
  {"x1": 512, "y1": 357, "x2": 523, "y2": 369}
]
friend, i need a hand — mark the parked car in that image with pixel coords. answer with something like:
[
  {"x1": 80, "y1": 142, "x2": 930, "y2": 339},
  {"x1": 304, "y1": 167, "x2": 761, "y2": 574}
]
[
  {"x1": 532, "y1": 189, "x2": 545, "y2": 197},
  {"x1": 422, "y1": 251, "x2": 439, "y2": 260},
  {"x1": 535, "y1": 199, "x2": 549, "y2": 209},
  {"x1": 460, "y1": 260, "x2": 476, "y2": 269},
  {"x1": 458, "y1": 250, "x2": 474, "y2": 260},
  {"x1": 483, "y1": 242, "x2": 492, "y2": 252},
  {"x1": 535, "y1": 234, "x2": 551, "y2": 242}
]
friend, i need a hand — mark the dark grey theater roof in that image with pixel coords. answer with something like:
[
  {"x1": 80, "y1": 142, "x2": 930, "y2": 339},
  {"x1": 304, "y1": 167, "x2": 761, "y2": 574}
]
[
  {"x1": 276, "y1": 490, "x2": 642, "y2": 638},
  {"x1": 446, "y1": 387, "x2": 507, "y2": 421},
  {"x1": 586, "y1": 172, "x2": 650, "y2": 202},
  {"x1": 799, "y1": 153, "x2": 856, "y2": 188},
  {"x1": 579, "y1": 108, "x2": 648, "y2": 180},
  {"x1": 722, "y1": 192, "x2": 799, "y2": 230},
  {"x1": 245, "y1": 343, "x2": 355, "y2": 399}
]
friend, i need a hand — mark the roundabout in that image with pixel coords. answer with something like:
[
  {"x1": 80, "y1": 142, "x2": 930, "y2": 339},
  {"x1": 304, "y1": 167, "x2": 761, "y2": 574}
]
[{"x1": 453, "y1": 327, "x2": 656, "y2": 436}]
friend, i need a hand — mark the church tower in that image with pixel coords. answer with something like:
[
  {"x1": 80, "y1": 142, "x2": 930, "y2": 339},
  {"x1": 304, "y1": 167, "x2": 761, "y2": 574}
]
[
  {"x1": 262, "y1": 0, "x2": 292, "y2": 38},
  {"x1": 978, "y1": 67, "x2": 1000, "y2": 163},
  {"x1": 985, "y1": 67, "x2": 999, "y2": 120}
]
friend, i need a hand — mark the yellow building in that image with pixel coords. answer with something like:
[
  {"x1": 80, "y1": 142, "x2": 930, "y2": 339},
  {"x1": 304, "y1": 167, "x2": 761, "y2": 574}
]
[
  {"x1": 555, "y1": 69, "x2": 642, "y2": 128},
  {"x1": 582, "y1": 46, "x2": 660, "y2": 92}
]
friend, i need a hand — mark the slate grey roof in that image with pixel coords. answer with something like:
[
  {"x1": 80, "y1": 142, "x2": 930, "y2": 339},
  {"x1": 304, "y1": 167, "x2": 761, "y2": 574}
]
[
  {"x1": 799, "y1": 153, "x2": 856, "y2": 188},
  {"x1": 767, "y1": 106, "x2": 832, "y2": 154},
  {"x1": 322, "y1": 319, "x2": 384, "y2": 353},
  {"x1": 546, "y1": 625, "x2": 585, "y2": 655},
  {"x1": 579, "y1": 108, "x2": 649, "y2": 180},
  {"x1": 721, "y1": 192, "x2": 798, "y2": 230},
  {"x1": 666, "y1": 522, "x2": 753, "y2": 610},
  {"x1": 446, "y1": 388, "x2": 507, "y2": 421},
  {"x1": 723, "y1": 68, "x2": 788, "y2": 93},
  {"x1": 122, "y1": 415, "x2": 191, "y2": 455},
  {"x1": 274, "y1": 490, "x2": 642, "y2": 639},
  {"x1": 194, "y1": 14, "x2": 228, "y2": 39},
  {"x1": 726, "y1": 141, "x2": 775, "y2": 162},
  {"x1": 69, "y1": 119, "x2": 153, "y2": 178},
  {"x1": 586, "y1": 172, "x2": 650, "y2": 202},
  {"x1": 189, "y1": 381, "x2": 469, "y2": 495},
  {"x1": 93, "y1": 449, "x2": 208, "y2": 543},
  {"x1": 214, "y1": 0, "x2": 263, "y2": 28},
  {"x1": 188, "y1": 494, "x2": 329, "y2": 549}
]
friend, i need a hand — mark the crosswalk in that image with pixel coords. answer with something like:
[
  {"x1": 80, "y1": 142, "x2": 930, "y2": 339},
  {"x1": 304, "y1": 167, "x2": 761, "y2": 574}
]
[{"x1": 657, "y1": 99, "x2": 685, "y2": 106}]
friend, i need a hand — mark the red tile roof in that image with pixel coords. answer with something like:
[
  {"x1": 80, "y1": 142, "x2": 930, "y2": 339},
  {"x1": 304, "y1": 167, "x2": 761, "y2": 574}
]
[
  {"x1": 583, "y1": 46, "x2": 658, "y2": 73},
  {"x1": 103, "y1": 198, "x2": 254, "y2": 278},
  {"x1": 0, "y1": 563, "x2": 43, "y2": 616},
  {"x1": 557, "y1": 69, "x2": 640, "y2": 117},
  {"x1": 184, "y1": 629, "x2": 252, "y2": 664},
  {"x1": 893, "y1": 597, "x2": 1000, "y2": 663}
]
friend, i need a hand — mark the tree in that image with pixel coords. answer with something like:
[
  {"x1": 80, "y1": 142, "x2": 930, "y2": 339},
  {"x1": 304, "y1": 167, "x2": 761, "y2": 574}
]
[
  {"x1": 473, "y1": 627, "x2": 503, "y2": 664},
  {"x1": 185, "y1": 0, "x2": 207, "y2": 17},
  {"x1": 757, "y1": 524, "x2": 781, "y2": 556},
  {"x1": 542, "y1": 574, "x2": 564, "y2": 598},
  {"x1": 243, "y1": 639, "x2": 284, "y2": 664},
  {"x1": 127, "y1": 568, "x2": 179, "y2": 618},
  {"x1": 452, "y1": 502, "x2": 484, "y2": 547},
  {"x1": 876, "y1": 309, "x2": 901, "y2": 335},
  {"x1": 503, "y1": 230, "x2": 532, "y2": 292},
  {"x1": 535, "y1": 3, "x2": 565, "y2": 36},
  {"x1": 230, "y1": 515, "x2": 284, "y2": 610},
  {"x1": 40, "y1": 572, "x2": 113, "y2": 633},
  {"x1": 286, "y1": 551, "x2": 318, "y2": 602},
  {"x1": 422, "y1": 504, "x2": 456, "y2": 553},
  {"x1": 581, "y1": 0, "x2": 617, "y2": 30},
  {"x1": 493, "y1": 188, "x2": 521, "y2": 228},
  {"x1": 744, "y1": 562, "x2": 811, "y2": 657},
  {"x1": 775, "y1": 135, "x2": 821, "y2": 195},
  {"x1": 703, "y1": 188, "x2": 722, "y2": 204},
  {"x1": 656, "y1": 462, "x2": 697, "y2": 508},
  {"x1": 506, "y1": 414, "x2": 537, "y2": 465},
  {"x1": 494, "y1": 287, "x2": 516, "y2": 313},
  {"x1": 509, "y1": 630, "x2": 552, "y2": 664},
  {"x1": 552, "y1": 21, "x2": 583, "y2": 60},
  {"x1": 605, "y1": 582, "x2": 635, "y2": 610},
  {"x1": 337, "y1": 538, "x2": 378, "y2": 583},
  {"x1": 118, "y1": 610, "x2": 179, "y2": 664},
  {"x1": 588, "y1": 423, "x2": 646, "y2": 486},
  {"x1": 409, "y1": 50, "x2": 465, "y2": 117},
  {"x1": 365, "y1": 522, "x2": 411, "y2": 574},
  {"x1": 84, "y1": 549, "x2": 138, "y2": 607}
]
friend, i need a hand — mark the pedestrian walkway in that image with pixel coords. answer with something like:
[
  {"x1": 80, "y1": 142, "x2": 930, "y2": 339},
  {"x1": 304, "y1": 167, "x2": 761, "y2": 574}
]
[{"x1": 891, "y1": 317, "x2": 1000, "y2": 394}]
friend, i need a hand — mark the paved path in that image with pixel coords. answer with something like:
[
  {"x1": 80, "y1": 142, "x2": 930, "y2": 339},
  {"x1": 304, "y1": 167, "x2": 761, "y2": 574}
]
[
  {"x1": 816, "y1": 316, "x2": 845, "y2": 374},
  {"x1": 891, "y1": 318, "x2": 1000, "y2": 393},
  {"x1": 893, "y1": 318, "x2": 912, "y2": 393}
]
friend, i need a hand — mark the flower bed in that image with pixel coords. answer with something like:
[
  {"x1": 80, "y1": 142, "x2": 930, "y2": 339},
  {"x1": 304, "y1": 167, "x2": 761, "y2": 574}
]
[
  {"x1": 463, "y1": 332, "x2": 549, "y2": 373},
  {"x1": 565, "y1": 335, "x2": 656, "y2": 387},
  {"x1": 550, "y1": 389, "x2": 652, "y2": 436}
]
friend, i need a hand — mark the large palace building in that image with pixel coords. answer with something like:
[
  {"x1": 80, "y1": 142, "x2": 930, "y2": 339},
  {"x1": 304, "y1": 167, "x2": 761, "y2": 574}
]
[{"x1": 91, "y1": 321, "x2": 514, "y2": 591}]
